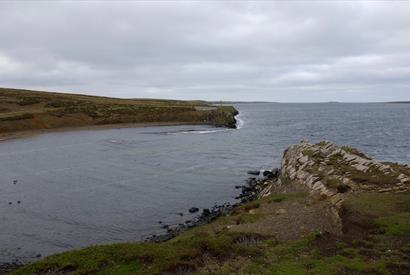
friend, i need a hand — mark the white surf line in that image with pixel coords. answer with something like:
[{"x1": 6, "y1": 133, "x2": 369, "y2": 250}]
[
  {"x1": 235, "y1": 114, "x2": 244, "y2": 129},
  {"x1": 180, "y1": 129, "x2": 230, "y2": 134}
]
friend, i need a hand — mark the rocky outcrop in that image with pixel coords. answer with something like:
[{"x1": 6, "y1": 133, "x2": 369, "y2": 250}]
[
  {"x1": 282, "y1": 140, "x2": 410, "y2": 210},
  {"x1": 142, "y1": 141, "x2": 410, "y2": 244},
  {"x1": 236, "y1": 169, "x2": 280, "y2": 202}
]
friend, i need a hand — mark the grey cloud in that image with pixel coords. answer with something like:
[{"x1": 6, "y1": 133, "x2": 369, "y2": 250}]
[{"x1": 0, "y1": 1, "x2": 410, "y2": 101}]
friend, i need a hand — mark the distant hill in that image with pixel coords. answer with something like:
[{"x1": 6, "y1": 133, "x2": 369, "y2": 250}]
[
  {"x1": 0, "y1": 87, "x2": 238, "y2": 137},
  {"x1": 209, "y1": 101, "x2": 274, "y2": 104}
]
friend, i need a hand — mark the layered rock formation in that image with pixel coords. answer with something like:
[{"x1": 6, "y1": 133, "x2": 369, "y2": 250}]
[{"x1": 281, "y1": 140, "x2": 410, "y2": 210}]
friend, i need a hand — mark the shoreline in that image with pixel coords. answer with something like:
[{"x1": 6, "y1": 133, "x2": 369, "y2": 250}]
[
  {"x1": 0, "y1": 115, "x2": 240, "y2": 272},
  {"x1": 146, "y1": 169, "x2": 279, "y2": 243},
  {"x1": 0, "y1": 120, "x2": 237, "y2": 142},
  {"x1": 0, "y1": 87, "x2": 238, "y2": 143},
  {"x1": 0, "y1": 168, "x2": 275, "y2": 273},
  {"x1": 9, "y1": 141, "x2": 410, "y2": 274}
]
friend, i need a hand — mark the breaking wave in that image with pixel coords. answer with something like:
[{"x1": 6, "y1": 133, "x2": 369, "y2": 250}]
[{"x1": 235, "y1": 114, "x2": 244, "y2": 129}]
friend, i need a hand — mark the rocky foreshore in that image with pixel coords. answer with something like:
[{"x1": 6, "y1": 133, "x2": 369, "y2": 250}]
[
  {"x1": 146, "y1": 168, "x2": 280, "y2": 243},
  {"x1": 148, "y1": 140, "x2": 410, "y2": 244},
  {"x1": 11, "y1": 140, "x2": 410, "y2": 274}
]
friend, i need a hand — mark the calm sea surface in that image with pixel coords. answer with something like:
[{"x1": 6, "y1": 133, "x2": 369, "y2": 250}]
[{"x1": 1, "y1": 103, "x2": 409, "y2": 263}]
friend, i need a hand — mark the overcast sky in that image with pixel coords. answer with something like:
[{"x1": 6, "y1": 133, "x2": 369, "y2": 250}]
[{"x1": 1, "y1": 1, "x2": 410, "y2": 102}]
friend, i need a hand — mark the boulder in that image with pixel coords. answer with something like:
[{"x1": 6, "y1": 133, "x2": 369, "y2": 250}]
[
  {"x1": 262, "y1": 170, "x2": 274, "y2": 179},
  {"x1": 189, "y1": 207, "x2": 199, "y2": 213},
  {"x1": 202, "y1": 208, "x2": 211, "y2": 216},
  {"x1": 247, "y1": 170, "x2": 260, "y2": 176}
]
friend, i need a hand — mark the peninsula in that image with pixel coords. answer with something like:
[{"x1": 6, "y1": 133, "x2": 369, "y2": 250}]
[{"x1": 0, "y1": 87, "x2": 238, "y2": 140}]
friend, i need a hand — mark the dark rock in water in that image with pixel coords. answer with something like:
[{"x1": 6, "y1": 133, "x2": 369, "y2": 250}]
[
  {"x1": 202, "y1": 208, "x2": 211, "y2": 216},
  {"x1": 17, "y1": 201, "x2": 21, "y2": 204},
  {"x1": 235, "y1": 185, "x2": 243, "y2": 189},
  {"x1": 263, "y1": 168, "x2": 280, "y2": 179},
  {"x1": 263, "y1": 170, "x2": 274, "y2": 179},
  {"x1": 149, "y1": 234, "x2": 174, "y2": 243},
  {"x1": 8, "y1": 202, "x2": 12, "y2": 205},
  {"x1": 247, "y1": 170, "x2": 260, "y2": 176},
  {"x1": 161, "y1": 224, "x2": 169, "y2": 229},
  {"x1": 13, "y1": 180, "x2": 17, "y2": 185},
  {"x1": 246, "y1": 177, "x2": 257, "y2": 187},
  {"x1": 178, "y1": 212, "x2": 183, "y2": 217},
  {"x1": 36, "y1": 254, "x2": 41, "y2": 258},
  {"x1": 158, "y1": 221, "x2": 162, "y2": 224},
  {"x1": 272, "y1": 168, "x2": 280, "y2": 176},
  {"x1": 189, "y1": 207, "x2": 199, "y2": 213}
]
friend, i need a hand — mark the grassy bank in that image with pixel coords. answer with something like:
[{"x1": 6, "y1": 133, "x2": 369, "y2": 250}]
[
  {"x1": 0, "y1": 87, "x2": 238, "y2": 138},
  {"x1": 12, "y1": 182, "x2": 410, "y2": 274},
  {"x1": 8, "y1": 141, "x2": 410, "y2": 274}
]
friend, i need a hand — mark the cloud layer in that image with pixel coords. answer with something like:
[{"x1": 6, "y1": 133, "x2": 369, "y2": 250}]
[{"x1": 1, "y1": 1, "x2": 410, "y2": 101}]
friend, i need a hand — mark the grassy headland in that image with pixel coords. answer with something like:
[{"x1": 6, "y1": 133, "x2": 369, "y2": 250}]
[
  {"x1": 11, "y1": 141, "x2": 410, "y2": 274},
  {"x1": 0, "y1": 87, "x2": 238, "y2": 139}
]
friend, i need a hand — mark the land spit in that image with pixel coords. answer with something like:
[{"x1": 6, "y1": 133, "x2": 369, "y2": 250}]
[{"x1": 0, "y1": 87, "x2": 238, "y2": 141}]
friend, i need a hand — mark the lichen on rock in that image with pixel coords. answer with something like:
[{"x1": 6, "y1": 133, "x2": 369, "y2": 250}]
[{"x1": 281, "y1": 140, "x2": 410, "y2": 211}]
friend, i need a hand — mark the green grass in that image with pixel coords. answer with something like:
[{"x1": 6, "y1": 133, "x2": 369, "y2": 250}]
[
  {"x1": 345, "y1": 193, "x2": 410, "y2": 217},
  {"x1": 341, "y1": 146, "x2": 372, "y2": 160},
  {"x1": 302, "y1": 146, "x2": 406, "y2": 190},
  {"x1": 235, "y1": 213, "x2": 264, "y2": 224},
  {"x1": 13, "y1": 232, "x2": 262, "y2": 274},
  {"x1": 376, "y1": 213, "x2": 410, "y2": 236},
  {"x1": 12, "y1": 183, "x2": 410, "y2": 274},
  {"x1": 266, "y1": 192, "x2": 307, "y2": 203}
]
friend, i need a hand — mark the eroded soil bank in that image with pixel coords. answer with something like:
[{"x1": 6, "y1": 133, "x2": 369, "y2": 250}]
[{"x1": 0, "y1": 87, "x2": 238, "y2": 140}]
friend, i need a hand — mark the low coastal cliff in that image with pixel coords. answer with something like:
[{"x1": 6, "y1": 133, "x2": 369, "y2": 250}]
[
  {"x1": 282, "y1": 140, "x2": 410, "y2": 224},
  {"x1": 10, "y1": 141, "x2": 410, "y2": 274},
  {"x1": 282, "y1": 140, "x2": 410, "y2": 197},
  {"x1": 0, "y1": 88, "x2": 238, "y2": 138}
]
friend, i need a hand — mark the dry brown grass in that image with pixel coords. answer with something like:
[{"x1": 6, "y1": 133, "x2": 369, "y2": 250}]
[{"x1": 0, "y1": 87, "x2": 237, "y2": 135}]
